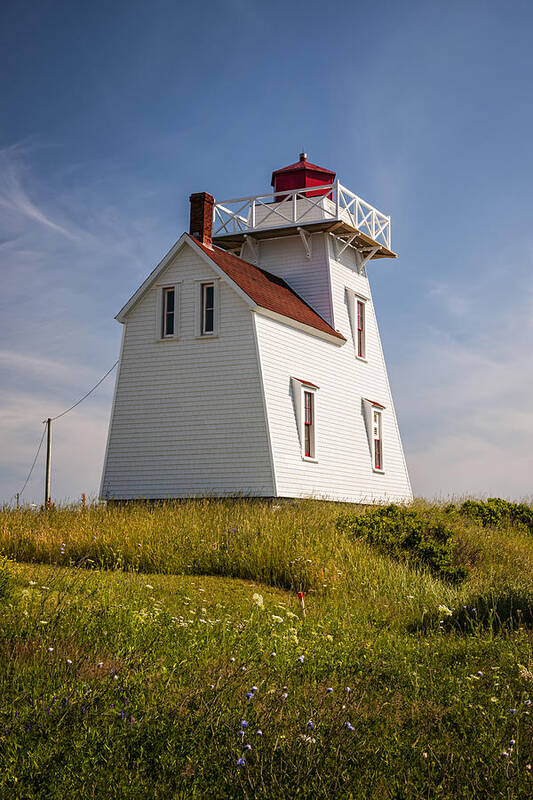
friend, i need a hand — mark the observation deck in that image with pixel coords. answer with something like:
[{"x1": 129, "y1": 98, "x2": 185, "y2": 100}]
[{"x1": 212, "y1": 180, "x2": 396, "y2": 260}]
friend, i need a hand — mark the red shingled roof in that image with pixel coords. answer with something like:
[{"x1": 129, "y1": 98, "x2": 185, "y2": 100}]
[{"x1": 190, "y1": 235, "x2": 345, "y2": 342}]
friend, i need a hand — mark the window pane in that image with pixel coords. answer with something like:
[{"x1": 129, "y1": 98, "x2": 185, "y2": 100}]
[
  {"x1": 202, "y1": 284, "x2": 215, "y2": 333},
  {"x1": 163, "y1": 288, "x2": 175, "y2": 336},
  {"x1": 204, "y1": 308, "x2": 214, "y2": 333}
]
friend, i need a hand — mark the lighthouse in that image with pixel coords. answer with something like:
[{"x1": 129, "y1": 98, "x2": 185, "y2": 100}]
[{"x1": 100, "y1": 155, "x2": 412, "y2": 503}]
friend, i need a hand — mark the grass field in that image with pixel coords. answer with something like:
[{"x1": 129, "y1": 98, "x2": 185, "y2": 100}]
[{"x1": 1, "y1": 499, "x2": 533, "y2": 798}]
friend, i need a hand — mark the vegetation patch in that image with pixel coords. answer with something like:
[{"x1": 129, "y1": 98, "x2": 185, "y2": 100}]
[
  {"x1": 336, "y1": 504, "x2": 467, "y2": 583},
  {"x1": 458, "y1": 498, "x2": 533, "y2": 533}
]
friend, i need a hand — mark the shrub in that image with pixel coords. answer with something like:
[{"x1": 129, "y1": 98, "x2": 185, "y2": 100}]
[
  {"x1": 336, "y1": 505, "x2": 467, "y2": 583},
  {"x1": 459, "y1": 498, "x2": 533, "y2": 533}
]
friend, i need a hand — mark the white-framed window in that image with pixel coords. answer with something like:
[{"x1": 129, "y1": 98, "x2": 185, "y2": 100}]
[
  {"x1": 196, "y1": 280, "x2": 219, "y2": 337},
  {"x1": 155, "y1": 283, "x2": 180, "y2": 341},
  {"x1": 356, "y1": 298, "x2": 366, "y2": 359},
  {"x1": 362, "y1": 398, "x2": 385, "y2": 473},
  {"x1": 346, "y1": 289, "x2": 368, "y2": 360},
  {"x1": 372, "y1": 408, "x2": 383, "y2": 472},
  {"x1": 162, "y1": 287, "x2": 176, "y2": 338},
  {"x1": 291, "y1": 378, "x2": 319, "y2": 461}
]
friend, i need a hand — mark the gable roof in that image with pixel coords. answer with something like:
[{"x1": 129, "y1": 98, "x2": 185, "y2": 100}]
[
  {"x1": 190, "y1": 235, "x2": 345, "y2": 342},
  {"x1": 116, "y1": 232, "x2": 345, "y2": 344}
]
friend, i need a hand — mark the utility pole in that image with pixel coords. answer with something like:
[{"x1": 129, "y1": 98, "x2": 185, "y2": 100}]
[{"x1": 44, "y1": 418, "x2": 52, "y2": 508}]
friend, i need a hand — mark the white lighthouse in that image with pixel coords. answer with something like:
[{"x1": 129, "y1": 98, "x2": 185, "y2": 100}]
[{"x1": 100, "y1": 155, "x2": 412, "y2": 503}]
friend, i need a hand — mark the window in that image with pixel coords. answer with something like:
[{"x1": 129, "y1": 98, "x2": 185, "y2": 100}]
[
  {"x1": 156, "y1": 283, "x2": 180, "y2": 341},
  {"x1": 201, "y1": 282, "x2": 215, "y2": 335},
  {"x1": 356, "y1": 299, "x2": 366, "y2": 359},
  {"x1": 162, "y1": 287, "x2": 175, "y2": 338},
  {"x1": 291, "y1": 378, "x2": 319, "y2": 461},
  {"x1": 372, "y1": 408, "x2": 383, "y2": 471},
  {"x1": 304, "y1": 391, "x2": 315, "y2": 458},
  {"x1": 346, "y1": 290, "x2": 368, "y2": 360}
]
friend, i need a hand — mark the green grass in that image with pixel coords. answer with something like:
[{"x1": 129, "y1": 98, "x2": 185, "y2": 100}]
[{"x1": 1, "y1": 500, "x2": 533, "y2": 798}]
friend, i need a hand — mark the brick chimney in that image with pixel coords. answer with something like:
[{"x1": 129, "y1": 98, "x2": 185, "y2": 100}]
[{"x1": 189, "y1": 192, "x2": 214, "y2": 247}]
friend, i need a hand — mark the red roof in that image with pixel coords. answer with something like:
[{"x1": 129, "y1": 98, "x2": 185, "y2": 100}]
[
  {"x1": 190, "y1": 235, "x2": 345, "y2": 342},
  {"x1": 271, "y1": 153, "x2": 336, "y2": 186}
]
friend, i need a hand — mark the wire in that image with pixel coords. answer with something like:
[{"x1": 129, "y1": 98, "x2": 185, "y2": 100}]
[
  {"x1": 50, "y1": 360, "x2": 118, "y2": 422},
  {"x1": 18, "y1": 424, "x2": 47, "y2": 499}
]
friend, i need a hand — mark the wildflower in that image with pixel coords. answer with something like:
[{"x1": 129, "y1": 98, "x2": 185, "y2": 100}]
[
  {"x1": 422, "y1": 752, "x2": 428, "y2": 760},
  {"x1": 97, "y1": 662, "x2": 103, "y2": 669},
  {"x1": 477, "y1": 671, "x2": 483, "y2": 677},
  {"x1": 510, "y1": 738, "x2": 516, "y2": 746},
  {"x1": 66, "y1": 659, "x2": 72, "y2": 665},
  {"x1": 240, "y1": 720, "x2": 248, "y2": 728},
  {"x1": 509, "y1": 708, "x2": 517, "y2": 714},
  {"x1": 230, "y1": 657, "x2": 235, "y2": 662},
  {"x1": 246, "y1": 692, "x2": 254, "y2": 699},
  {"x1": 244, "y1": 744, "x2": 252, "y2": 751},
  {"x1": 438, "y1": 604, "x2": 452, "y2": 616},
  {"x1": 29, "y1": 580, "x2": 37, "y2": 586},
  {"x1": 525, "y1": 699, "x2": 531, "y2": 706},
  {"x1": 345, "y1": 722, "x2": 354, "y2": 731},
  {"x1": 345, "y1": 687, "x2": 351, "y2": 693},
  {"x1": 271, "y1": 652, "x2": 276, "y2": 657},
  {"x1": 256, "y1": 729, "x2": 262, "y2": 736},
  {"x1": 209, "y1": 684, "x2": 215, "y2": 690},
  {"x1": 502, "y1": 750, "x2": 510, "y2": 758},
  {"x1": 237, "y1": 758, "x2": 246, "y2": 767},
  {"x1": 241, "y1": 666, "x2": 246, "y2": 672},
  {"x1": 307, "y1": 720, "x2": 314, "y2": 729},
  {"x1": 326, "y1": 687, "x2": 333, "y2": 693},
  {"x1": 252, "y1": 593, "x2": 264, "y2": 610},
  {"x1": 297, "y1": 655, "x2": 304, "y2": 663},
  {"x1": 237, "y1": 730, "x2": 245, "y2": 739},
  {"x1": 281, "y1": 693, "x2": 288, "y2": 699},
  {"x1": 48, "y1": 647, "x2": 54, "y2": 652},
  {"x1": 251, "y1": 686, "x2": 258, "y2": 693}
]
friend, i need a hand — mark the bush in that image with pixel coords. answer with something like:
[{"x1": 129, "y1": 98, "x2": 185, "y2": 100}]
[
  {"x1": 336, "y1": 505, "x2": 467, "y2": 583},
  {"x1": 459, "y1": 498, "x2": 533, "y2": 533}
]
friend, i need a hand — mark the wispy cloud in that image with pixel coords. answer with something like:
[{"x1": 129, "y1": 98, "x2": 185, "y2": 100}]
[{"x1": 0, "y1": 143, "x2": 83, "y2": 241}]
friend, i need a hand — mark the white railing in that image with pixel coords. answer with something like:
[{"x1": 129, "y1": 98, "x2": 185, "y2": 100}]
[{"x1": 212, "y1": 180, "x2": 391, "y2": 250}]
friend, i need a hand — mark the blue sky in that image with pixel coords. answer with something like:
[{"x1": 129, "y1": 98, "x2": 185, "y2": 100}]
[{"x1": 1, "y1": 0, "x2": 533, "y2": 503}]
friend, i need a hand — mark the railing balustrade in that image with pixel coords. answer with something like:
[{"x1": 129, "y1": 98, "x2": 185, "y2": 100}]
[{"x1": 212, "y1": 180, "x2": 391, "y2": 250}]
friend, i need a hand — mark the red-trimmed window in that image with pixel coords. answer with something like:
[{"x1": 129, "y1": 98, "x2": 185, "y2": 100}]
[
  {"x1": 372, "y1": 409, "x2": 383, "y2": 471},
  {"x1": 304, "y1": 390, "x2": 314, "y2": 458},
  {"x1": 162, "y1": 287, "x2": 175, "y2": 338},
  {"x1": 356, "y1": 299, "x2": 366, "y2": 358}
]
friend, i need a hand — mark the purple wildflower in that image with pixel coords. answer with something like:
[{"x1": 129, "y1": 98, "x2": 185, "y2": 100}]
[{"x1": 237, "y1": 757, "x2": 246, "y2": 767}]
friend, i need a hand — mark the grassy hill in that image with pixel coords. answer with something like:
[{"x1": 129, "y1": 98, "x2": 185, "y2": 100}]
[{"x1": 1, "y1": 499, "x2": 533, "y2": 798}]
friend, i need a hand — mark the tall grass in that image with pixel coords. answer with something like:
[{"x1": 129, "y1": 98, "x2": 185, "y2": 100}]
[{"x1": 2, "y1": 500, "x2": 533, "y2": 797}]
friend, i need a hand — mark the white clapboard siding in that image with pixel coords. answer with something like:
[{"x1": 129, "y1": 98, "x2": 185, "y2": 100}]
[
  {"x1": 253, "y1": 234, "x2": 334, "y2": 325},
  {"x1": 101, "y1": 246, "x2": 274, "y2": 499},
  {"x1": 254, "y1": 233, "x2": 412, "y2": 503}
]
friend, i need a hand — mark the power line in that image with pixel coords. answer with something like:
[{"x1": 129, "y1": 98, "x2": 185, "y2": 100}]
[
  {"x1": 50, "y1": 360, "x2": 118, "y2": 422},
  {"x1": 17, "y1": 423, "x2": 47, "y2": 499}
]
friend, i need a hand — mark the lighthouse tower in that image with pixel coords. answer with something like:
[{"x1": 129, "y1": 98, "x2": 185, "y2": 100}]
[{"x1": 100, "y1": 155, "x2": 412, "y2": 503}]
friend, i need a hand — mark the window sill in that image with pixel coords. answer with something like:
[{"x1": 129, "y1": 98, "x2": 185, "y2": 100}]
[
  {"x1": 302, "y1": 456, "x2": 319, "y2": 463},
  {"x1": 195, "y1": 333, "x2": 219, "y2": 340},
  {"x1": 373, "y1": 468, "x2": 385, "y2": 474},
  {"x1": 355, "y1": 355, "x2": 368, "y2": 363},
  {"x1": 157, "y1": 336, "x2": 179, "y2": 342}
]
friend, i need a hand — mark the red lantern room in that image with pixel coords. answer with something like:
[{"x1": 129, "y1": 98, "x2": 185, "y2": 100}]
[{"x1": 271, "y1": 153, "x2": 336, "y2": 202}]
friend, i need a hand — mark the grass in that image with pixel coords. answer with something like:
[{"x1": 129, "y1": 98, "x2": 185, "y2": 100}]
[{"x1": 1, "y1": 499, "x2": 533, "y2": 798}]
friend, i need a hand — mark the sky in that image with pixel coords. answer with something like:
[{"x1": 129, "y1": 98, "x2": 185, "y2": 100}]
[{"x1": 1, "y1": 0, "x2": 533, "y2": 504}]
